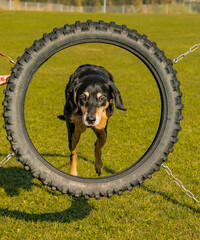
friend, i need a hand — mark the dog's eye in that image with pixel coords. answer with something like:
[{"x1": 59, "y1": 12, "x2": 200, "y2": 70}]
[
  {"x1": 79, "y1": 94, "x2": 86, "y2": 101},
  {"x1": 99, "y1": 96, "x2": 107, "y2": 102}
]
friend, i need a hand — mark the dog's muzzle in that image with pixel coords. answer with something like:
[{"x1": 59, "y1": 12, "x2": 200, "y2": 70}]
[
  {"x1": 86, "y1": 115, "x2": 96, "y2": 125},
  {"x1": 82, "y1": 113, "x2": 101, "y2": 127}
]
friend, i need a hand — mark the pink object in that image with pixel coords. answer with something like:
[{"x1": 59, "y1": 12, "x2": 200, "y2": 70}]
[{"x1": 0, "y1": 75, "x2": 10, "y2": 85}]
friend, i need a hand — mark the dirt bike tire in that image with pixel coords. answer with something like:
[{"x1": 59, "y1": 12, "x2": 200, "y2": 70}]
[{"x1": 2, "y1": 20, "x2": 183, "y2": 199}]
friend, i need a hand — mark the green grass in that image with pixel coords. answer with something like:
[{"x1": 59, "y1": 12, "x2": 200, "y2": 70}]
[{"x1": 0, "y1": 11, "x2": 200, "y2": 239}]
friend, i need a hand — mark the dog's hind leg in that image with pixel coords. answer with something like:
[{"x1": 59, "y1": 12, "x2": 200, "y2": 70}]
[
  {"x1": 93, "y1": 128, "x2": 107, "y2": 176},
  {"x1": 67, "y1": 122, "x2": 80, "y2": 176}
]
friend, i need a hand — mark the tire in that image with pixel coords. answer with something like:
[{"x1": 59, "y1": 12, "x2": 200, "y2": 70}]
[{"x1": 2, "y1": 21, "x2": 183, "y2": 199}]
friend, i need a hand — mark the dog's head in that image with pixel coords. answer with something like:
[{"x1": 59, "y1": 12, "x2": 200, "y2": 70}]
[{"x1": 60, "y1": 65, "x2": 126, "y2": 127}]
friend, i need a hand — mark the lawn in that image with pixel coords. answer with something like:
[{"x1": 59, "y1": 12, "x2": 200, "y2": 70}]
[{"x1": 0, "y1": 11, "x2": 200, "y2": 239}]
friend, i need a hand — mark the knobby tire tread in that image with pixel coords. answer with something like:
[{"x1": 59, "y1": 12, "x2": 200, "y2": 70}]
[{"x1": 3, "y1": 21, "x2": 183, "y2": 199}]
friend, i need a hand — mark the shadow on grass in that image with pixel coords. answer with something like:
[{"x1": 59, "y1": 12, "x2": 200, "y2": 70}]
[
  {"x1": 41, "y1": 153, "x2": 116, "y2": 175},
  {"x1": 0, "y1": 165, "x2": 93, "y2": 223},
  {"x1": 141, "y1": 185, "x2": 200, "y2": 213},
  {"x1": 0, "y1": 152, "x2": 115, "y2": 197},
  {"x1": 0, "y1": 198, "x2": 93, "y2": 223},
  {"x1": 0, "y1": 153, "x2": 113, "y2": 223},
  {"x1": 0, "y1": 166, "x2": 35, "y2": 197},
  {"x1": 77, "y1": 155, "x2": 116, "y2": 175}
]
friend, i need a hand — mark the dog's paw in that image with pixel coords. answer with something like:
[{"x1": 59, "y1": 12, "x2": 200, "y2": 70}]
[
  {"x1": 70, "y1": 169, "x2": 78, "y2": 176},
  {"x1": 95, "y1": 163, "x2": 103, "y2": 176}
]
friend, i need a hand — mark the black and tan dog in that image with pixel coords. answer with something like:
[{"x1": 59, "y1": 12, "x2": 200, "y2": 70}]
[{"x1": 58, "y1": 64, "x2": 126, "y2": 176}]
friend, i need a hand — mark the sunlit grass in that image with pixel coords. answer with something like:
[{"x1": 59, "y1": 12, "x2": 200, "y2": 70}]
[{"x1": 0, "y1": 11, "x2": 199, "y2": 240}]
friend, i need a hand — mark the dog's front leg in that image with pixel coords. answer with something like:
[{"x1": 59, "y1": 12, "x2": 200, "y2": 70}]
[
  {"x1": 67, "y1": 123, "x2": 80, "y2": 176},
  {"x1": 93, "y1": 129, "x2": 107, "y2": 176}
]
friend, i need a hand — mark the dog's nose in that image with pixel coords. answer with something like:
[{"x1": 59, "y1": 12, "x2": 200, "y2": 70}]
[{"x1": 86, "y1": 115, "x2": 96, "y2": 125}]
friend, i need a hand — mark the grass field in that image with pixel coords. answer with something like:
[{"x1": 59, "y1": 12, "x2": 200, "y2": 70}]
[{"x1": 0, "y1": 11, "x2": 200, "y2": 239}]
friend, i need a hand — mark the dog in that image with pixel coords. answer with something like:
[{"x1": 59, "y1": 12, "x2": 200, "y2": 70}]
[{"x1": 58, "y1": 64, "x2": 126, "y2": 176}]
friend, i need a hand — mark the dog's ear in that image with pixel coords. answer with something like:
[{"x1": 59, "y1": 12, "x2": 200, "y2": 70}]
[
  {"x1": 109, "y1": 83, "x2": 127, "y2": 111},
  {"x1": 65, "y1": 76, "x2": 80, "y2": 114},
  {"x1": 106, "y1": 71, "x2": 126, "y2": 111}
]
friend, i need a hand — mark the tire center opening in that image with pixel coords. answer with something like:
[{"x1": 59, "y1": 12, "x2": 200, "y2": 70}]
[{"x1": 24, "y1": 43, "x2": 161, "y2": 178}]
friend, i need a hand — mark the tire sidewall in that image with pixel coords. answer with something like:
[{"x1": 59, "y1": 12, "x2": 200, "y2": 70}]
[{"x1": 4, "y1": 23, "x2": 181, "y2": 197}]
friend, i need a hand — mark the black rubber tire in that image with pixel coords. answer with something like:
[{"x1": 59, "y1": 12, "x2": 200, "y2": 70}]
[{"x1": 3, "y1": 21, "x2": 183, "y2": 199}]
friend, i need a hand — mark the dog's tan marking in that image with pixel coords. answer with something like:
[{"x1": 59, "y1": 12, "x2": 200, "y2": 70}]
[
  {"x1": 95, "y1": 102, "x2": 110, "y2": 130},
  {"x1": 73, "y1": 91, "x2": 77, "y2": 104},
  {"x1": 84, "y1": 91, "x2": 89, "y2": 97},
  {"x1": 69, "y1": 128, "x2": 80, "y2": 176},
  {"x1": 70, "y1": 149, "x2": 78, "y2": 176},
  {"x1": 67, "y1": 112, "x2": 88, "y2": 176},
  {"x1": 71, "y1": 113, "x2": 87, "y2": 133},
  {"x1": 97, "y1": 92, "x2": 102, "y2": 98},
  {"x1": 93, "y1": 129, "x2": 106, "y2": 176},
  {"x1": 92, "y1": 102, "x2": 110, "y2": 175},
  {"x1": 80, "y1": 106, "x2": 88, "y2": 115}
]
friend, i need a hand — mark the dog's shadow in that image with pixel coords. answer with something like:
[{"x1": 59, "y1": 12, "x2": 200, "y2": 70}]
[
  {"x1": 0, "y1": 197, "x2": 93, "y2": 223},
  {"x1": 0, "y1": 164, "x2": 93, "y2": 223},
  {"x1": 0, "y1": 159, "x2": 199, "y2": 222},
  {"x1": 0, "y1": 150, "x2": 115, "y2": 223},
  {"x1": 0, "y1": 152, "x2": 115, "y2": 223}
]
